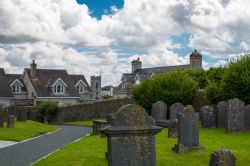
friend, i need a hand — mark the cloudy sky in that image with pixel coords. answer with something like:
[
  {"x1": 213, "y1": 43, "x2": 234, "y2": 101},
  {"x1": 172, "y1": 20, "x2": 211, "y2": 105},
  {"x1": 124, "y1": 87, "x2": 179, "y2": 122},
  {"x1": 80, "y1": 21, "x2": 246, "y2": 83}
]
[{"x1": 0, "y1": 0, "x2": 250, "y2": 86}]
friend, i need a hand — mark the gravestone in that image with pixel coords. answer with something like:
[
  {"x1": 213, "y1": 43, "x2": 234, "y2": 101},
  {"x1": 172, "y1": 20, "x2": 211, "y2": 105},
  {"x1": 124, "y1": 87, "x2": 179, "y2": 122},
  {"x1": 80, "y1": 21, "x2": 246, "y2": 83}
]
[
  {"x1": 151, "y1": 101, "x2": 167, "y2": 121},
  {"x1": 209, "y1": 148, "x2": 236, "y2": 166},
  {"x1": 173, "y1": 105, "x2": 202, "y2": 153},
  {"x1": 151, "y1": 101, "x2": 169, "y2": 128},
  {"x1": 216, "y1": 101, "x2": 228, "y2": 128},
  {"x1": 0, "y1": 108, "x2": 4, "y2": 127},
  {"x1": 106, "y1": 113, "x2": 114, "y2": 126},
  {"x1": 244, "y1": 105, "x2": 250, "y2": 132},
  {"x1": 200, "y1": 106, "x2": 217, "y2": 128},
  {"x1": 100, "y1": 104, "x2": 162, "y2": 166},
  {"x1": 226, "y1": 98, "x2": 245, "y2": 133},
  {"x1": 169, "y1": 103, "x2": 185, "y2": 122},
  {"x1": 16, "y1": 107, "x2": 27, "y2": 121},
  {"x1": 7, "y1": 115, "x2": 14, "y2": 128},
  {"x1": 92, "y1": 119, "x2": 107, "y2": 134},
  {"x1": 168, "y1": 119, "x2": 178, "y2": 138}
]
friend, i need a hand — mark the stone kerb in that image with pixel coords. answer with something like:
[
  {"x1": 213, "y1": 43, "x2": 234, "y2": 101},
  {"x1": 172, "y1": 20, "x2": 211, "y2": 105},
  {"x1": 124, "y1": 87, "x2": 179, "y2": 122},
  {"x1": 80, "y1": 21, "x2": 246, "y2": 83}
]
[
  {"x1": 100, "y1": 104, "x2": 162, "y2": 166},
  {"x1": 173, "y1": 105, "x2": 202, "y2": 153},
  {"x1": 169, "y1": 103, "x2": 185, "y2": 122},
  {"x1": 216, "y1": 101, "x2": 228, "y2": 128},
  {"x1": 200, "y1": 105, "x2": 217, "y2": 128},
  {"x1": 226, "y1": 98, "x2": 245, "y2": 133}
]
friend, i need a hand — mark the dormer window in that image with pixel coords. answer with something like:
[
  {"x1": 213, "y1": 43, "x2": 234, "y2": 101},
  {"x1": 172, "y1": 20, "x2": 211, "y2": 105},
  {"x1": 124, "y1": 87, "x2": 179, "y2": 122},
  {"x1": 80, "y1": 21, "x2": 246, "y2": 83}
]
[
  {"x1": 10, "y1": 79, "x2": 23, "y2": 94},
  {"x1": 51, "y1": 78, "x2": 67, "y2": 95},
  {"x1": 75, "y1": 80, "x2": 86, "y2": 94},
  {"x1": 135, "y1": 79, "x2": 140, "y2": 85}
]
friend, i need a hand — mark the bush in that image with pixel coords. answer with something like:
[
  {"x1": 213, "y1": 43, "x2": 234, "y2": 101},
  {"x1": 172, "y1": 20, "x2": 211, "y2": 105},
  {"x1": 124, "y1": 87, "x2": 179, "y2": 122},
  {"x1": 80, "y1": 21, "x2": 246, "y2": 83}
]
[
  {"x1": 205, "y1": 81, "x2": 225, "y2": 105},
  {"x1": 38, "y1": 100, "x2": 58, "y2": 123},
  {"x1": 223, "y1": 54, "x2": 250, "y2": 104},
  {"x1": 131, "y1": 72, "x2": 198, "y2": 113},
  {"x1": 177, "y1": 69, "x2": 207, "y2": 88}
]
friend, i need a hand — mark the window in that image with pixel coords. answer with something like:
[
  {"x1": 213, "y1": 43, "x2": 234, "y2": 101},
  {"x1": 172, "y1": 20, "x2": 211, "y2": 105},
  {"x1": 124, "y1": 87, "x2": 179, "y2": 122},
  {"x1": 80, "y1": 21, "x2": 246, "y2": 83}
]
[
  {"x1": 12, "y1": 85, "x2": 21, "y2": 94},
  {"x1": 77, "y1": 84, "x2": 85, "y2": 93},
  {"x1": 96, "y1": 82, "x2": 99, "y2": 89},
  {"x1": 53, "y1": 81, "x2": 65, "y2": 94}
]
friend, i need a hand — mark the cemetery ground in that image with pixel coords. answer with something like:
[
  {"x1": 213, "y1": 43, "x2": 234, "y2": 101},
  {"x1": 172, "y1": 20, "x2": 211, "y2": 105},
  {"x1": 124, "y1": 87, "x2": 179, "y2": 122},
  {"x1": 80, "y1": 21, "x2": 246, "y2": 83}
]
[
  {"x1": 65, "y1": 120, "x2": 93, "y2": 127},
  {"x1": 33, "y1": 127, "x2": 250, "y2": 166},
  {"x1": 0, "y1": 120, "x2": 58, "y2": 142}
]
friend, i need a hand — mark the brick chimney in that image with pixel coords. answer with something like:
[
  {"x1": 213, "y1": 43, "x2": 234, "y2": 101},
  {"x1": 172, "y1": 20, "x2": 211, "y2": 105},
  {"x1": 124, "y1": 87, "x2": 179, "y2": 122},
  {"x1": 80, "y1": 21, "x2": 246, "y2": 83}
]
[
  {"x1": 131, "y1": 58, "x2": 142, "y2": 73},
  {"x1": 30, "y1": 60, "x2": 37, "y2": 78}
]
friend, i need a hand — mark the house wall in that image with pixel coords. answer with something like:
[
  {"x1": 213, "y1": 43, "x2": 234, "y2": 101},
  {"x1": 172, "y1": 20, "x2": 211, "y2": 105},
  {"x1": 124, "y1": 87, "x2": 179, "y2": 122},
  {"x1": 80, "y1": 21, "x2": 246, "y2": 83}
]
[
  {"x1": 0, "y1": 98, "x2": 12, "y2": 107},
  {"x1": 37, "y1": 98, "x2": 78, "y2": 106},
  {"x1": 113, "y1": 93, "x2": 128, "y2": 99},
  {"x1": 13, "y1": 93, "x2": 28, "y2": 99}
]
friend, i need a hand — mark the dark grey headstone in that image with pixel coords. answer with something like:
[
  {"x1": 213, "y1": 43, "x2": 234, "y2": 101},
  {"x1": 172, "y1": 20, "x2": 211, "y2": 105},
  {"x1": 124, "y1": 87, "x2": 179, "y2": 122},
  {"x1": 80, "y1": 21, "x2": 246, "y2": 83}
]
[
  {"x1": 151, "y1": 101, "x2": 167, "y2": 122},
  {"x1": 200, "y1": 106, "x2": 217, "y2": 128},
  {"x1": 16, "y1": 107, "x2": 27, "y2": 121},
  {"x1": 0, "y1": 108, "x2": 4, "y2": 127},
  {"x1": 217, "y1": 101, "x2": 228, "y2": 128},
  {"x1": 92, "y1": 119, "x2": 107, "y2": 134},
  {"x1": 7, "y1": 115, "x2": 14, "y2": 128},
  {"x1": 100, "y1": 104, "x2": 162, "y2": 166},
  {"x1": 226, "y1": 98, "x2": 245, "y2": 133},
  {"x1": 244, "y1": 105, "x2": 250, "y2": 132},
  {"x1": 168, "y1": 119, "x2": 178, "y2": 138},
  {"x1": 173, "y1": 105, "x2": 202, "y2": 153},
  {"x1": 169, "y1": 103, "x2": 185, "y2": 122},
  {"x1": 209, "y1": 148, "x2": 236, "y2": 166},
  {"x1": 106, "y1": 113, "x2": 114, "y2": 126}
]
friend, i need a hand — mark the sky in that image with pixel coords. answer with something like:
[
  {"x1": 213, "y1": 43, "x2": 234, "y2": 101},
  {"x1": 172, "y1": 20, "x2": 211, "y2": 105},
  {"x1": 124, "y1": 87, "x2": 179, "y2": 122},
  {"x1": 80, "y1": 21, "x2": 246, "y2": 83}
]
[{"x1": 0, "y1": 0, "x2": 250, "y2": 86}]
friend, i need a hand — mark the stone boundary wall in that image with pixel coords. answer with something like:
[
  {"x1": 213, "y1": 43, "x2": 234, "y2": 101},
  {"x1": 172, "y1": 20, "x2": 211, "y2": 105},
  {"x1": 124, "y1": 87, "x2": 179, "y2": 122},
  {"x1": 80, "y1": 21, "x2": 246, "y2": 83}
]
[{"x1": 55, "y1": 98, "x2": 134, "y2": 122}]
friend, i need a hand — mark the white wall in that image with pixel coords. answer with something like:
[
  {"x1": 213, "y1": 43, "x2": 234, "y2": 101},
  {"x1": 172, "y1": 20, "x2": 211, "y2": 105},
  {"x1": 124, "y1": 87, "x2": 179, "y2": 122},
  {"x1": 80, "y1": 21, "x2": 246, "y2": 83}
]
[{"x1": 0, "y1": 98, "x2": 12, "y2": 106}]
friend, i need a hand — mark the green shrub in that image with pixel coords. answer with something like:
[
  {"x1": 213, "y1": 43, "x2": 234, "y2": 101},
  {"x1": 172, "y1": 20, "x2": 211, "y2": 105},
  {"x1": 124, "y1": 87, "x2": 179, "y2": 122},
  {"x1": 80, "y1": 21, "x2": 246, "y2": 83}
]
[
  {"x1": 38, "y1": 100, "x2": 58, "y2": 123},
  {"x1": 177, "y1": 69, "x2": 207, "y2": 88},
  {"x1": 206, "y1": 67, "x2": 225, "y2": 84},
  {"x1": 223, "y1": 54, "x2": 250, "y2": 104},
  {"x1": 131, "y1": 72, "x2": 198, "y2": 113},
  {"x1": 205, "y1": 81, "x2": 225, "y2": 105}
]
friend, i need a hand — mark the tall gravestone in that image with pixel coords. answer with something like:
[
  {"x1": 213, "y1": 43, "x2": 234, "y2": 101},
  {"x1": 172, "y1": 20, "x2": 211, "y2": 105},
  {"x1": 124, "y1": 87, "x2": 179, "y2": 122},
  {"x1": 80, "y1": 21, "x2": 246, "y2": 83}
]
[
  {"x1": 173, "y1": 105, "x2": 202, "y2": 153},
  {"x1": 151, "y1": 101, "x2": 167, "y2": 121},
  {"x1": 216, "y1": 101, "x2": 228, "y2": 128},
  {"x1": 169, "y1": 103, "x2": 185, "y2": 122},
  {"x1": 200, "y1": 106, "x2": 217, "y2": 128},
  {"x1": 226, "y1": 98, "x2": 245, "y2": 133},
  {"x1": 7, "y1": 115, "x2": 14, "y2": 128},
  {"x1": 244, "y1": 105, "x2": 250, "y2": 132},
  {"x1": 151, "y1": 101, "x2": 169, "y2": 128},
  {"x1": 100, "y1": 104, "x2": 162, "y2": 166},
  {"x1": 209, "y1": 148, "x2": 236, "y2": 166},
  {"x1": 0, "y1": 108, "x2": 4, "y2": 127}
]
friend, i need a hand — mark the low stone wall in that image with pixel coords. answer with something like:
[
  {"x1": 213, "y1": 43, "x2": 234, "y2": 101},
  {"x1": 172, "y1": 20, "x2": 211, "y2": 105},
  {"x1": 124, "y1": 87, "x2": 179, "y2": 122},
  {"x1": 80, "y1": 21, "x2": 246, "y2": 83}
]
[{"x1": 55, "y1": 98, "x2": 134, "y2": 122}]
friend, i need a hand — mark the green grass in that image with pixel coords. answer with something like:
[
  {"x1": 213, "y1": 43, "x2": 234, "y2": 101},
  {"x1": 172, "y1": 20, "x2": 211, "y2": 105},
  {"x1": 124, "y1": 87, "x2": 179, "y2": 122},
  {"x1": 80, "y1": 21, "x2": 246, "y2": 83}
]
[
  {"x1": 65, "y1": 121, "x2": 93, "y2": 126},
  {"x1": 0, "y1": 120, "x2": 59, "y2": 142},
  {"x1": 33, "y1": 128, "x2": 250, "y2": 166}
]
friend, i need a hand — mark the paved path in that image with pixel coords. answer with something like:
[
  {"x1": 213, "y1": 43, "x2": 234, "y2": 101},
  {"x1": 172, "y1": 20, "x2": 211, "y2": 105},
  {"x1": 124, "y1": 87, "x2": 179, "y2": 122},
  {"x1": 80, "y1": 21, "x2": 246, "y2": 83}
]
[{"x1": 0, "y1": 125, "x2": 92, "y2": 166}]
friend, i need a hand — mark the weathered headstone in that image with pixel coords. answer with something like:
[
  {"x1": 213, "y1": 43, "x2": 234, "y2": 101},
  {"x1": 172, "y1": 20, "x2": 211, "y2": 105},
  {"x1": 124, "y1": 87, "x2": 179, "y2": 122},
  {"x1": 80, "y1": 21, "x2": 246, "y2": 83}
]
[
  {"x1": 7, "y1": 115, "x2": 14, "y2": 128},
  {"x1": 244, "y1": 105, "x2": 250, "y2": 132},
  {"x1": 151, "y1": 101, "x2": 167, "y2": 121},
  {"x1": 217, "y1": 101, "x2": 228, "y2": 128},
  {"x1": 173, "y1": 105, "x2": 202, "y2": 153},
  {"x1": 169, "y1": 103, "x2": 185, "y2": 122},
  {"x1": 209, "y1": 148, "x2": 236, "y2": 166},
  {"x1": 151, "y1": 101, "x2": 169, "y2": 128},
  {"x1": 168, "y1": 119, "x2": 178, "y2": 138},
  {"x1": 0, "y1": 108, "x2": 4, "y2": 127},
  {"x1": 200, "y1": 106, "x2": 217, "y2": 128},
  {"x1": 226, "y1": 98, "x2": 245, "y2": 133},
  {"x1": 106, "y1": 113, "x2": 114, "y2": 126},
  {"x1": 15, "y1": 107, "x2": 27, "y2": 121},
  {"x1": 100, "y1": 104, "x2": 162, "y2": 166}
]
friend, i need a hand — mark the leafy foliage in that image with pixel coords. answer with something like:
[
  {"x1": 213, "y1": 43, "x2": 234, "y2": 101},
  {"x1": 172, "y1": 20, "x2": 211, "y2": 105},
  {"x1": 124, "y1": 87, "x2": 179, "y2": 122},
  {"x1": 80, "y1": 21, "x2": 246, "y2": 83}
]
[
  {"x1": 131, "y1": 72, "x2": 198, "y2": 113},
  {"x1": 205, "y1": 81, "x2": 225, "y2": 105},
  {"x1": 222, "y1": 54, "x2": 250, "y2": 104},
  {"x1": 38, "y1": 100, "x2": 58, "y2": 123},
  {"x1": 177, "y1": 69, "x2": 207, "y2": 88}
]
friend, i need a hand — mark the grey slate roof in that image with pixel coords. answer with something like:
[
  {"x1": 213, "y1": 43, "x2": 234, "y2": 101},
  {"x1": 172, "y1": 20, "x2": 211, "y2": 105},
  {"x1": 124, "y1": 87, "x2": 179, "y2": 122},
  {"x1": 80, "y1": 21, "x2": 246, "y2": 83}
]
[
  {"x1": 0, "y1": 68, "x2": 13, "y2": 97},
  {"x1": 25, "y1": 68, "x2": 80, "y2": 98},
  {"x1": 69, "y1": 74, "x2": 92, "y2": 92},
  {"x1": 135, "y1": 73, "x2": 152, "y2": 81},
  {"x1": 6, "y1": 74, "x2": 27, "y2": 92},
  {"x1": 135, "y1": 64, "x2": 190, "y2": 74},
  {"x1": 121, "y1": 73, "x2": 136, "y2": 82},
  {"x1": 113, "y1": 83, "x2": 130, "y2": 94}
]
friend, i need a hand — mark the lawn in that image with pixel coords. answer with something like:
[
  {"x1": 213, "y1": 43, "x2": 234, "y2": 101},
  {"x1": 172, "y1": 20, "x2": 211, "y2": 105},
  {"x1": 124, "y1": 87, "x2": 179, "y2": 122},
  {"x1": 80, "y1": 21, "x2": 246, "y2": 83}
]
[
  {"x1": 65, "y1": 120, "x2": 93, "y2": 126},
  {"x1": 33, "y1": 128, "x2": 250, "y2": 166},
  {"x1": 0, "y1": 120, "x2": 59, "y2": 142}
]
